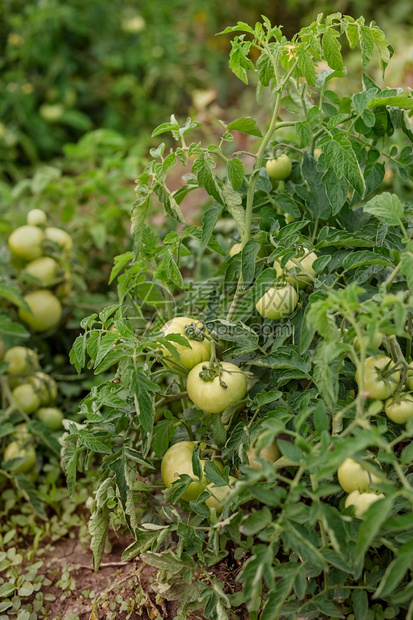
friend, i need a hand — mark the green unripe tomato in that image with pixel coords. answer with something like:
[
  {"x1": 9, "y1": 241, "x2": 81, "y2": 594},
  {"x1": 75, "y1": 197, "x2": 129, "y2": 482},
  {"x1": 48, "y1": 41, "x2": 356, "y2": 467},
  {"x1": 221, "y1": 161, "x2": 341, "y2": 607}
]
[
  {"x1": 246, "y1": 440, "x2": 281, "y2": 469},
  {"x1": 39, "y1": 103, "x2": 64, "y2": 122},
  {"x1": 35, "y1": 407, "x2": 64, "y2": 430},
  {"x1": 273, "y1": 251, "x2": 317, "y2": 289},
  {"x1": 27, "y1": 209, "x2": 47, "y2": 227},
  {"x1": 23, "y1": 256, "x2": 60, "y2": 287},
  {"x1": 337, "y1": 457, "x2": 381, "y2": 493},
  {"x1": 355, "y1": 356, "x2": 400, "y2": 400},
  {"x1": 4, "y1": 346, "x2": 39, "y2": 375},
  {"x1": 18, "y1": 290, "x2": 62, "y2": 332},
  {"x1": 384, "y1": 394, "x2": 413, "y2": 424},
  {"x1": 53, "y1": 354, "x2": 67, "y2": 367},
  {"x1": 8, "y1": 225, "x2": 45, "y2": 261},
  {"x1": 45, "y1": 227, "x2": 73, "y2": 254},
  {"x1": 160, "y1": 317, "x2": 211, "y2": 371},
  {"x1": 161, "y1": 441, "x2": 217, "y2": 502},
  {"x1": 205, "y1": 475, "x2": 237, "y2": 513},
  {"x1": 265, "y1": 155, "x2": 292, "y2": 180},
  {"x1": 12, "y1": 383, "x2": 41, "y2": 414},
  {"x1": 229, "y1": 243, "x2": 243, "y2": 257},
  {"x1": 186, "y1": 362, "x2": 248, "y2": 414},
  {"x1": 3, "y1": 441, "x2": 37, "y2": 474},
  {"x1": 345, "y1": 490, "x2": 385, "y2": 517},
  {"x1": 28, "y1": 372, "x2": 58, "y2": 406},
  {"x1": 256, "y1": 284, "x2": 298, "y2": 320},
  {"x1": 353, "y1": 332, "x2": 383, "y2": 352}
]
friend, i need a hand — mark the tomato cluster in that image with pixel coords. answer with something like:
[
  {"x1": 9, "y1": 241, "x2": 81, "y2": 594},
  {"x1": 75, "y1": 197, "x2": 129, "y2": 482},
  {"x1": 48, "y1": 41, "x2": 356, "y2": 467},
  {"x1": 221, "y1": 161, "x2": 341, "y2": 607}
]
[
  {"x1": 158, "y1": 317, "x2": 256, "y2": 511},
  {"x1": 8, "y1": 209, "x2": 74, "y2": 332},
  {"x1": 0, "y1": 342, "x2": 64, "y2": 480}
]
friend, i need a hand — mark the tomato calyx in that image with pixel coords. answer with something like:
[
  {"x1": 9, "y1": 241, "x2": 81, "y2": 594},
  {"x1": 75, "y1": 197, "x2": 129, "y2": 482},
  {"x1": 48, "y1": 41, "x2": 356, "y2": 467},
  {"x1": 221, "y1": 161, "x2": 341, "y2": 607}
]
[
  {"x1": 197, "y1": 361, "x2": 228, "y2": 388},
  {"x1": 183, "y1": 321, "x2": 209, "y2": 343}
]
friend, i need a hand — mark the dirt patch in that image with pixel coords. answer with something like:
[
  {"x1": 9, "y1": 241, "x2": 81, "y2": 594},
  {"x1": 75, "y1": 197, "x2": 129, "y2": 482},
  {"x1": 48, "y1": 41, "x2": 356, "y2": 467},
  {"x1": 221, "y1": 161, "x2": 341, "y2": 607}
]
[{"x1": 38, "y1": 534, "x2": 177, "y2": 619}]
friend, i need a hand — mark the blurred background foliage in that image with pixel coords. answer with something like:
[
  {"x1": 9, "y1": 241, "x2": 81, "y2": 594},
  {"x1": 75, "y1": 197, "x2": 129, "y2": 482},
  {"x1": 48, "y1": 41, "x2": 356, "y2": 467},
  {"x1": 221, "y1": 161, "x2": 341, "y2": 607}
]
[
  {"x1": 1, "y1": 0, "x2": 412, "y2": 318},
  {"x1": 1, "y1": 0, "x2": 412, "y2": 174}
]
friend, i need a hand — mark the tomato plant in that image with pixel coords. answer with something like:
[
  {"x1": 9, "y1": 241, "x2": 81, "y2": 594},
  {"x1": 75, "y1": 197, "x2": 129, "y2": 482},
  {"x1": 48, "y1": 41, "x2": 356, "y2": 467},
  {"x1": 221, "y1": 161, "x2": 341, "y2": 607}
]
[{"x1": 65, "y1": 14, "x2": 413, "y2": 619}]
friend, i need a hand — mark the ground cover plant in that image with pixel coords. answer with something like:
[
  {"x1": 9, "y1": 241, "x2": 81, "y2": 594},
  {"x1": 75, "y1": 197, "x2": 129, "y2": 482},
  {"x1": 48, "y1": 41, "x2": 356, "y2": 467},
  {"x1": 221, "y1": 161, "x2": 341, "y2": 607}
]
[{"x1": 4, "y1": 11, "x2": 413, "y2": 620}]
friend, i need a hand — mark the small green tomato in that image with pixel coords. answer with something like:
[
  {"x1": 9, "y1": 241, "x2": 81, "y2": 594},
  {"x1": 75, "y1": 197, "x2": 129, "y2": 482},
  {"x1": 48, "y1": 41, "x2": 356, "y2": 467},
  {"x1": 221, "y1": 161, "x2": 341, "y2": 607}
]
[
  {"x1": 265, "y1": 154, "x2": 292, "y2": 180},
  {"x1": 205, "y1": 476, "x2": 237, "y2": 513},
  {"x1": 273, "y1": 251, "x2": 317, "y2": 289},
  {"x1": 255, "y1": 284, "x2": 298, "y2": 320},
  {"x1": 345, "y1": 490, "x2": 385, "y2": 517}
]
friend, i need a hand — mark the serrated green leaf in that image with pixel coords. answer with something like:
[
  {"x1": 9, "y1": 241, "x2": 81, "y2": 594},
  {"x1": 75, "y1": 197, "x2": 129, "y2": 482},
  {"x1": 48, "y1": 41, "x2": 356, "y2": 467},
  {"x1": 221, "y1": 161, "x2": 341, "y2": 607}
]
[
  {"x1": 228, "y1": 158, "x2": 245, "y2": 190},
  {"x1": 227, "y1": 117, "x2": 262, "y2": 137},
  {"x1": 364, "y1": 192, "x2": 404, "y2": 226},
  {"x1": 360, "y1": 26, "x2": 375, "y2": 68},
  {"x1": 323, "y1": 28, "x2": 343, "y2": 71}
]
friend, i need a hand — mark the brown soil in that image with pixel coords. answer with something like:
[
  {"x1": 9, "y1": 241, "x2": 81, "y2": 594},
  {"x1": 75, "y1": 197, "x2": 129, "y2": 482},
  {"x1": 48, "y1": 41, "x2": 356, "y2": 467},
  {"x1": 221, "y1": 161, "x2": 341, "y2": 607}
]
[{"x1": 39, "y1": 533, "x2": 176, "y2": 620}]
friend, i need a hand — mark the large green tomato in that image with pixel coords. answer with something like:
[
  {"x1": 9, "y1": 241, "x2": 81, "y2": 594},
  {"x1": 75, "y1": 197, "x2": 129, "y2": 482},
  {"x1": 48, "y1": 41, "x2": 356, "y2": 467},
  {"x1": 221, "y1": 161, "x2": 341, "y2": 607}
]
[
  {"x1": 273, "y1": 251, "x2": 317, "y2": 289},
  {"x1": 12, "y1": 383, "x2": 41, "y2": 414},
  {"x1": 161, "y1": 441, "x2": 210, "y2": 502},
  {"x1": 247, "y1": 440, "x2": 281, "y2": 469},
  {"x1": 255, "y1": 284, "x2": 298, "y2": 320},
  {"x1": 160, "y1": 317, "x2": 211, "y2": 370},
  {"x1": 28, "y1": 372, "x2": 58, "y2": 406},
  {"x1": 8, "y1": 225, "x2": 45, "y2": 261},
  {"x1": 345, "y1": 490, "x2": 385, "y2": 517},
  {"x1": 4, "y1": 346, "x2": 39, "y2": 375},
  {"x1": 18, "y1": 290, "x2": 62, "y2": 332},
  {"x1": 384, "y1": 394, "x2": 413, "y2": 424},
  {"x1": 205, "y1": 476, "x2": 237, "y2": 513},
  {"x1": 186, "y1": 361, "x2": 248, "y2": 414},
  {"x1": 45, "y1": 227, "x2": 73, "y2": 254},
  {"x1": 35, "y1": 407, "x2": 64, "y2": 430},
  {"x1": 337, "y1": 457, "x2": 381, "y2": 493},
  {"x1": 3, "y1": 441, "x2": 37, "y2": 474},
  {"x1": 27, "y1": 209, "x2": 47, "y2": 227},
  {"x1": 355, "y1": 356, "x2": 400, "y2": 400},
  {"x1": 23, "y1": 257, "x2": 60, "y2": 287},
  {"x1": 265, "y1": 154, "x2": 292, "y2": 180}
]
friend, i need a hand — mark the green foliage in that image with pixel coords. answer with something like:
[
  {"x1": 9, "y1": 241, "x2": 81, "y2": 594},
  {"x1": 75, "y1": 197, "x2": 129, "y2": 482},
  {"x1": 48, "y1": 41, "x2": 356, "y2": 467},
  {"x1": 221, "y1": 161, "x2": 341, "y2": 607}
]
[{"x1": 65, "y1": 13, "x2": 413, "y2": 619}]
